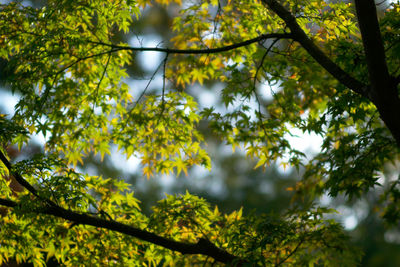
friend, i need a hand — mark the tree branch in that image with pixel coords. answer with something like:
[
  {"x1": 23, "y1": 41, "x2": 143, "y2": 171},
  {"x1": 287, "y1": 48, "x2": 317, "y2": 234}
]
[
  {"x1": 89, "y1": 33, "x2": 293, "y2": 54},
  {"x1": 354, "y1": 0, "x2": 400, "y2": 146},
  {"x1": 261, "y1": 0, "x2": 369, "y2": 99},
  {"x1": 0, "y1": 197, "x2": 242, "y2": 264},
  {"x1": 0, "y1": 150, "x2": 38, "y2": 197},
  {"x1": 0, "y1": 197, "x2": 17, "y2": 208},
  {"x1": 261, "y1": 0, "x2": 400, "y2": 145},
  {"x1": 0, "y1": 149, "x2": 243, "y2": 264},
  {"x1": 354, "y1": 0, "x2": 392, "y2": 94},
  {"x1": 0, "y1": 150, "x2": 57, "y2": 206}
]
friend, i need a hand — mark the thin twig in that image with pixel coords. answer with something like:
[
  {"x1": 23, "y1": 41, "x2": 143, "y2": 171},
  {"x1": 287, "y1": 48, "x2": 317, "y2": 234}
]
[{"x1": 89, "y1": 33, "x2": 293, "y2": 55}]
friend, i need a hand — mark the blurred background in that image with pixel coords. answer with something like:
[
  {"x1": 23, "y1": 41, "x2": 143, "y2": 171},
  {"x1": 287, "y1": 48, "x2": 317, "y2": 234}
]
[{"x1": 1, "y1": 0, "x2": 400, "y2": 265}]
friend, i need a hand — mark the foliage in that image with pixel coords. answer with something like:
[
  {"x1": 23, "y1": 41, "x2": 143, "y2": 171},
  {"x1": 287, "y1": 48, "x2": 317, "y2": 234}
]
[{"x1": 0, "y1": 0, "x2": 399, "y2": 265}]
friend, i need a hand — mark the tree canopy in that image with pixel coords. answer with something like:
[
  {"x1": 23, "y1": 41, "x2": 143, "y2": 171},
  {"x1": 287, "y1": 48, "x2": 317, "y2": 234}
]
[{"x1": 0, "y1": 0, "x2": 399, "y2": 265}]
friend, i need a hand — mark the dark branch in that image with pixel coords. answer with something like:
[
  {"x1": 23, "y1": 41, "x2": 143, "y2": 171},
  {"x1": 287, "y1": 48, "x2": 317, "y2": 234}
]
[
  {"x1": 90, "y1": 33, "x2": 293, "y2": 54},
  {"x1": 0, "y1": 150, "x2": 38, "y2": 197},
  {"x1": 0, "y1": 198, "x2": 17, "y2": 208},
  {"x1": 275, "y1": 238, "x2": 304, "y2": 266},
  {"x1": 0, "y1": 197, "x2": 242, "y2": 264},
  {"x1": 0, "y1": 150, "x2": 242, "y2": 264},
  {"x1": 261, "y1": 0, "x2": 400, "y2": 146},
  {"x1": 261, "y1": 0, "x2": 369, "y2": 99},
  {"x1": 354, "y1": 0, "x2": 400, "y2": 146},
  {"x1": 354, "y1": 0, "x2": 391, "y2": 93},
  {"x1": 0, "y1": 150, "x2": 57, "y2": 206}
]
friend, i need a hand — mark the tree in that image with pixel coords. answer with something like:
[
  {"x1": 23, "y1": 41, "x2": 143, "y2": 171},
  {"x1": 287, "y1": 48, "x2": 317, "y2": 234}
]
[{"x1": 0, "y1": 0, "x2": 399, "y2": 265}]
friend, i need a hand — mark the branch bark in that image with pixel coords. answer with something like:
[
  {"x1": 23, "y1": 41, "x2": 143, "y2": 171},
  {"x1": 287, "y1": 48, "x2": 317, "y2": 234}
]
[
  {"x1": 262, "y1": 0, "x2": 400, "y2": 146},
  {"x1": 0, "y1": 197, "x2": 242, "y2": 264},
  {"x1": 0, "y1": 150, "x2": 39, "y2": 196},
  {"x1": 261, "y1": 0, "x2": 368, "y2": 98},
  {"x1": 0, "y1": 151, "x2": 243, "y2": 265},
  {"x1": 354, "y1": 0, "x2": 400, "y2": 146},
  {"x1": 354, "y1": 0, "x2": 390, "y2": 89}
]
